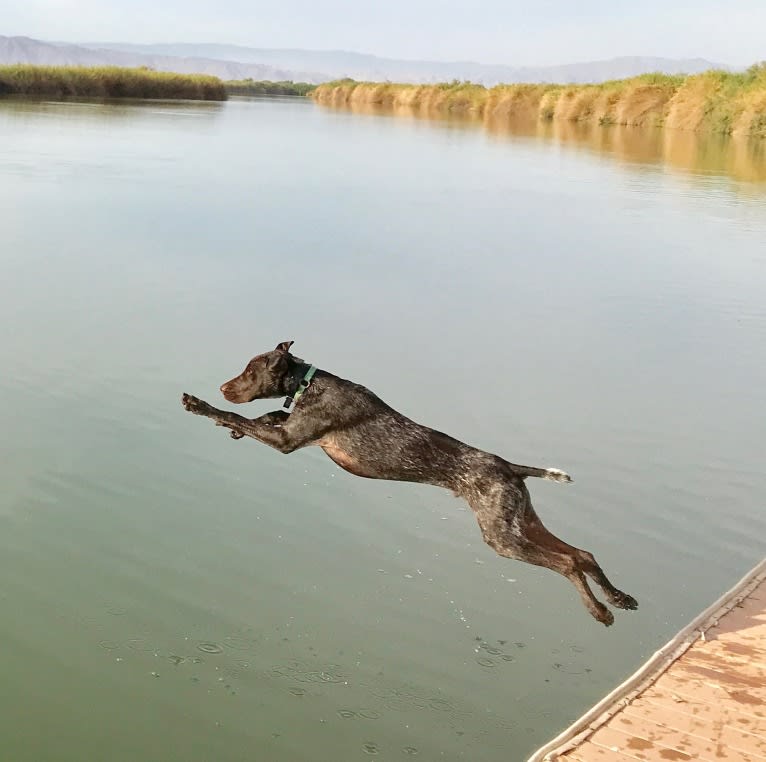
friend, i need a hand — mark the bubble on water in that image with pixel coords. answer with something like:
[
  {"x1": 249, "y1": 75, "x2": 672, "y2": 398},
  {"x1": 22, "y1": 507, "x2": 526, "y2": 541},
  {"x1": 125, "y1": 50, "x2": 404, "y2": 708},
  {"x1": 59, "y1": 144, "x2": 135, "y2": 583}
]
[
  {"x1": 99, "y1": 640, "x2": 119, "y2": 650},
  {"x1": 106, "y1": 607, "x2": 127, "y2": 616},
  {"x1": 357, "y1": 709, "x2": 381, "y2": 720},
  {"x1": 428, "y1": 698, "x2": 454, "y2": 712},
  {"x1": 338, "y1": 709, "x2": 357, "y2": 719},
  {"x1": 362, "y1": 742, "x2": 379, "y2": 755},
  {"x1": 289, "y1": 687, "x2": 306, "y2": 696},
  {"x1": 197, "y1": 642, "x2": 224, "y2": 655},
  {"x1": 403, "y1": 747, "x2": 419, "y2": 756},
  {"x1": 168, "y1": 655, "x2": 185, "y2": 666},
  {"x1": 476, "y1": 657, "x2": 496, "y2": 668}
]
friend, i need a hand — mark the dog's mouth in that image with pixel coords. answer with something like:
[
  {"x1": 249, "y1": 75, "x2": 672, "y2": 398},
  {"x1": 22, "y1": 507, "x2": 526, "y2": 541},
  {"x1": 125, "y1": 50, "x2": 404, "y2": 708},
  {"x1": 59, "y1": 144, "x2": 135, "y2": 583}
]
[
  {"x1": 220, "y1": 385, "x2": 260, "y2": 404},
  {"x1": 220, "y1": 383, "x2": 245, "y2": 403}
]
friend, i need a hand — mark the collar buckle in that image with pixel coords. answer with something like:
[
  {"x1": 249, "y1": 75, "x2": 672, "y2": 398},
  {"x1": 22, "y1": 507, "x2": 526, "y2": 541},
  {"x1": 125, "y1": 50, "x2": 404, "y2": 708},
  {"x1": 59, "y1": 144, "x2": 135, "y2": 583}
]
[{"x1": 284, "y1": 365, "x2": 317, "y2": 412}]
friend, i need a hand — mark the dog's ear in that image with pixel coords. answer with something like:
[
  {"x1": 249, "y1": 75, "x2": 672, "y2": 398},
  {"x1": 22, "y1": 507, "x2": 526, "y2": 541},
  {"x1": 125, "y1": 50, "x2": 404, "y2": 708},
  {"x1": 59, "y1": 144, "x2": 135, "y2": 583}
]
[{"x1": 275, "y1": 341, "x2": 294, "y2": 353}]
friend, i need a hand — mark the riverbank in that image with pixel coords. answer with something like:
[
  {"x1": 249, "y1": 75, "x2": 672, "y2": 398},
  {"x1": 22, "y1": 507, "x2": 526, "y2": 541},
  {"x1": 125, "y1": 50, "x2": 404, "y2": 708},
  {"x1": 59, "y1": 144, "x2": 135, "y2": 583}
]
[
  {"x1": 224, "y1": 79, "x2": 316, "y2": 97},
  {"x1": 0, "y1": 65, "x2": 227, "y2": 100},
  {"x1": 312, "y1": 65, "x2": 766, "y2": 137}
]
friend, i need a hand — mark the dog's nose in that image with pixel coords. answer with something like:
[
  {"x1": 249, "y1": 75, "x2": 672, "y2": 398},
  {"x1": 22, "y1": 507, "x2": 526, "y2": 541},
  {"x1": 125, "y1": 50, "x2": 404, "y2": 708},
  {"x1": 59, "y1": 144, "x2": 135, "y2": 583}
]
[{"x1": 220, "y1": 383, "x2": 231, "y2": 396}]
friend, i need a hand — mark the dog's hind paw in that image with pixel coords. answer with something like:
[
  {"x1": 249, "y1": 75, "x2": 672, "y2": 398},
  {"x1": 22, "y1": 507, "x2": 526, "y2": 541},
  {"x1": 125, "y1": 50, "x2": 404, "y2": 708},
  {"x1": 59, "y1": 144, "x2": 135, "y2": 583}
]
[
  {"x1": 593, "y1": 603, "x2": 615, "y2": 627},
  {"x1": 609, "y1": 590, "x2": 639, "y2": 611}
]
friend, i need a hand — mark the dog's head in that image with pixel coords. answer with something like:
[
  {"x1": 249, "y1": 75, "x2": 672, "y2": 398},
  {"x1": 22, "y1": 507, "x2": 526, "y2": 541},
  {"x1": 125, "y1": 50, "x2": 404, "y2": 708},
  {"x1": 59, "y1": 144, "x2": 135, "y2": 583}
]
[{"x1": 220, "y1": 341, "x2": 297, "y2": 403}]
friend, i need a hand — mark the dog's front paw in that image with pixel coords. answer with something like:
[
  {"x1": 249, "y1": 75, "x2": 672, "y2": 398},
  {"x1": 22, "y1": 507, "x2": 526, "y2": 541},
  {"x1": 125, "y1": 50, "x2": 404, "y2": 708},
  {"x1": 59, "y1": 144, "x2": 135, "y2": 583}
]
[
  {"x1": 181, "y1": 393, "x2": 211, "y2": 415},
  {"x1": 230, "y1": 430, "x2": 245, "y2": 440}
]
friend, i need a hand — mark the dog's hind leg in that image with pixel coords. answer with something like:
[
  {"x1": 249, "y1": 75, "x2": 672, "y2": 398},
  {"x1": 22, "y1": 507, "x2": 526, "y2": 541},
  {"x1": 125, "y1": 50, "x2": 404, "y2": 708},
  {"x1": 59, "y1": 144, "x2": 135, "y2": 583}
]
[
  {"x1": 575, "y1": 550, "x2": 638, "y2": 611},
  {"x1": 487, "y1": 525, "x2": 615, "y2": 625},
  {"x1": 469, "y1": 483, "x2": 634, "y2": 625}
]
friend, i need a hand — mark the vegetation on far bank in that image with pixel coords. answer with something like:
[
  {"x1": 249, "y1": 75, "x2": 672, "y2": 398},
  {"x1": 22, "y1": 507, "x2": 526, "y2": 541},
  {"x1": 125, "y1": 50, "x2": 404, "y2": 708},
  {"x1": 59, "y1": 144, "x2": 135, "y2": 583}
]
[
  {"x1": 312, "y1": 64, "x2": 766, "y2": 138},
  {"x1": 224, "y1": 79, "x2": 316, "y2": 97},
  {"x1": 0, "y1": 65, "x2": 227, "y2": 101}
]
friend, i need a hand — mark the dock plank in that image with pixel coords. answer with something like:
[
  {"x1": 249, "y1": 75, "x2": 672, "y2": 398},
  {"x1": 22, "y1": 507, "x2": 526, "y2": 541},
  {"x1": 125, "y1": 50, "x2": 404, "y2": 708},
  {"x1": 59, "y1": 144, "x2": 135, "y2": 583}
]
[{"x1": 527, "y1": 559, "x2": 766, "y2": 761}]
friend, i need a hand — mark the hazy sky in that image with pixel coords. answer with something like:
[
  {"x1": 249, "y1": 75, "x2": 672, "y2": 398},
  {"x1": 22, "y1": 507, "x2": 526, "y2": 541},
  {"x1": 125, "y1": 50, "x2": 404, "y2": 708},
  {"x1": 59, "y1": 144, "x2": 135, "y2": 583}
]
[{"x1": 3, "y1": 0, "x2": 765, "y2": 66}]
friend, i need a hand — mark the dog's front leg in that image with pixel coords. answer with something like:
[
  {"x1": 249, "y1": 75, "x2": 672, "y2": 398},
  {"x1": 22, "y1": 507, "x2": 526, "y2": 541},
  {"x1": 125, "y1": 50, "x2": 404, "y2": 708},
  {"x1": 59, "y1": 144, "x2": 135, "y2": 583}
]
[
  {"x1": 182, "y1": 395, "x2": 301, "y2": 451},
  {"x1": 225, "y1": 410, "x2": 288, "y2": 440}
]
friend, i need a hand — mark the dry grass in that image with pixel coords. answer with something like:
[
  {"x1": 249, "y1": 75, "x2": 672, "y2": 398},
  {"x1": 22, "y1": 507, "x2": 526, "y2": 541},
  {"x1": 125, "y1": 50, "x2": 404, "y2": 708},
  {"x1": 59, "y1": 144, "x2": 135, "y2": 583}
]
[
  {"x1": 312, "y1": 65, "x2": 766, "y2": 137},
  {"x1": 0, "y1": 65, "x2": 227, "y2": 101}
]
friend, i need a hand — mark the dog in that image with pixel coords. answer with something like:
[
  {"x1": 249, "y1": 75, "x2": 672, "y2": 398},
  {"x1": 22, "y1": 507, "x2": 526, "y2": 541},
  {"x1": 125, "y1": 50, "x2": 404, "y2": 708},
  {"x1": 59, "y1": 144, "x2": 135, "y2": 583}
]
[{"x1": 181, "y1": 341, "x2": 637, "y2": 625}]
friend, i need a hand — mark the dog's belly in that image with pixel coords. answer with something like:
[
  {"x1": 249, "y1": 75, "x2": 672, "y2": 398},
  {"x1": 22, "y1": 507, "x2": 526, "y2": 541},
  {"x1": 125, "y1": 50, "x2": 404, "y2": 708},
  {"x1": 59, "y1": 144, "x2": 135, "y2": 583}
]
[{"x1": 320, "y1": 443, "x2": 378, "y2": 479}]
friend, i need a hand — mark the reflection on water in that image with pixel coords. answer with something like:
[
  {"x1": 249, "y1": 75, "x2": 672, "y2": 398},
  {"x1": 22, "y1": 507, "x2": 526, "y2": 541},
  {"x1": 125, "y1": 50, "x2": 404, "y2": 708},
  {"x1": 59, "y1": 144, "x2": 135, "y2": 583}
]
[
  {"x1": 321, "y1": 101, "x2": 766, "y2": 184},
  {"x1": 1, "y1": 96, "x2": 765, "y2": 762}
]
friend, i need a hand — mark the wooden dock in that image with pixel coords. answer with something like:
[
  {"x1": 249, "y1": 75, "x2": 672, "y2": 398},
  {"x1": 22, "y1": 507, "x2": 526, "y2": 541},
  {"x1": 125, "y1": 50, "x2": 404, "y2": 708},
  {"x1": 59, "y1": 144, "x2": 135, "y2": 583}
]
[{"x1": 528, "y1": 558, "x2": 766, "y2": 762}]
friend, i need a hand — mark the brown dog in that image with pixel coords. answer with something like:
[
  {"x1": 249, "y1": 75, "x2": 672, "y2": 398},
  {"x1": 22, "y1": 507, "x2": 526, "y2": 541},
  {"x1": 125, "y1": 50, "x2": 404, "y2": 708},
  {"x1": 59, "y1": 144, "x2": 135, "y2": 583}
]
[{"x1": 182, "y1": 341, "x2": 637, "y2": 625}]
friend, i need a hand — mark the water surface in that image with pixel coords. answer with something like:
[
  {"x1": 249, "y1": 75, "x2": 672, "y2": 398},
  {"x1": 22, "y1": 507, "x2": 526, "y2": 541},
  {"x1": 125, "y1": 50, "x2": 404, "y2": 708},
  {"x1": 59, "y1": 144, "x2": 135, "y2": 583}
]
[{"x1": 1, "y1": 96, "x2": 765, "y2": 761}]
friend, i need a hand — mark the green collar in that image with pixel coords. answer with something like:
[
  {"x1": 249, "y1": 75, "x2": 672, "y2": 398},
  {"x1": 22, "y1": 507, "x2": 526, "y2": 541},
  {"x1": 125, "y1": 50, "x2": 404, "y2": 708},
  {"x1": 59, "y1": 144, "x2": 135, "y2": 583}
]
[{"x1": 284, "y1": 365, "x2": 317, "y2": 411}]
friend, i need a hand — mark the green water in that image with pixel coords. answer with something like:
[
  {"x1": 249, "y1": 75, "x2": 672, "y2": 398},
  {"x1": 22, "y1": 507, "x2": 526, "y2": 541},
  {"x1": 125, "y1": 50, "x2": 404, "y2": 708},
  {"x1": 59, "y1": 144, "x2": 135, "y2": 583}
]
[{"x1": 1, "y1": 96, "x2": 765, "y2": 761}]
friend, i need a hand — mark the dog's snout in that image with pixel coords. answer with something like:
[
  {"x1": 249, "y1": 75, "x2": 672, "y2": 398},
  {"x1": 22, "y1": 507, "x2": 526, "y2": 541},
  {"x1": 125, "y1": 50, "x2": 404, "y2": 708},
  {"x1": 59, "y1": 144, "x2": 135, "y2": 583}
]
[{"x1": 220, "y1": 381, "x2": 237, "y2": 400}]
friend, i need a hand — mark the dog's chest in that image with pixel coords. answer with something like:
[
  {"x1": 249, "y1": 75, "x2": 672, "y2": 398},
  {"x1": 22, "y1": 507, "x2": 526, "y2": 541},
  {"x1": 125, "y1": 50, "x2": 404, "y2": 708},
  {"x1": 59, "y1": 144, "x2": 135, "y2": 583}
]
[{"x1": 317, "y1": 436, "x2": 376, "y2": 479}]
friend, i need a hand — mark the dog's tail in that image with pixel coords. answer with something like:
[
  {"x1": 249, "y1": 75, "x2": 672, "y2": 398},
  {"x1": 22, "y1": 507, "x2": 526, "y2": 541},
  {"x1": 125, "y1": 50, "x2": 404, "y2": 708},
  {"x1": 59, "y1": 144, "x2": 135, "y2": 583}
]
[{"x1": 508, "y1": 464, "x2": 572, "y2": 483}]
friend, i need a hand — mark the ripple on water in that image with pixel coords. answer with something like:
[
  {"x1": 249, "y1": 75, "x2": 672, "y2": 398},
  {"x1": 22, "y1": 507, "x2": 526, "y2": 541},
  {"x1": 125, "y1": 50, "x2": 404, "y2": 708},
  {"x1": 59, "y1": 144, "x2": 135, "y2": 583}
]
[
  {"x1": 127, "y1": 638, "x2": 159, "y2": 652},
  {"x1": 223, "y1": 634, "x2": 259, "y2": 651},
  {"x1": 552, "y1": 662, "x2": 589, "y2": 675},
  {"x1": 197, "y1": 642, "x2": 224, "y2": 655},
  {"x1": 271, "y1": 660, "x2": 348, "y2": 684}
]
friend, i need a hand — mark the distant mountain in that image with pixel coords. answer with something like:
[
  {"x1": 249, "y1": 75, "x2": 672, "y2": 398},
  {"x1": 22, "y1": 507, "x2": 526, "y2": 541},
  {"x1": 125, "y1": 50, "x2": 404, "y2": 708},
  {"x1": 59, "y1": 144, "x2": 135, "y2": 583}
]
[
  {"x1": 83, "y1": 42, "x2": 727, "y2": 84},
  {"x1": 1, "y1": 36, "x2": 728, "y2": 86},
  {"x1": 0, "y1": 36, "x2": 324, "y2": 82}
]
